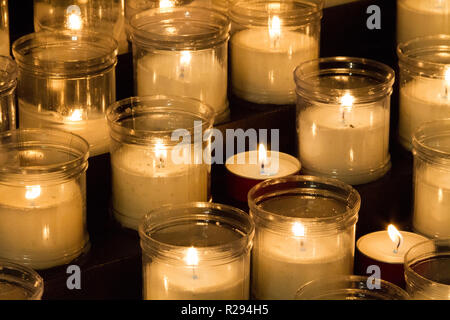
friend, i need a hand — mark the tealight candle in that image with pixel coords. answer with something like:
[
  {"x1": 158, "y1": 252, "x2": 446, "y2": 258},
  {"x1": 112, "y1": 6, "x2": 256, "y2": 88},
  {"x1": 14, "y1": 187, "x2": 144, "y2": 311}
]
[
  {"x1": 107, "y1": 96, "x2": 214, "y2": 230},
  {"x1": 398, "y1": 35, "x2": 450, "y2": 150},
  {"x1": 229, "y1": 0, "x2": 322, "y2": 105},
  {"x1": 248, "y1": 175, "x2": 360, "y2": 300},
  {"x1": 397, "y1": 0, "x2": 450, "y2": 44},
  {"x1": 129, "y1": 7, "x2": 230, "y2": 121},
  {"x1": 295, "y1": 57, "x2": 395, "y2": 185},
  {"x1": 12, "y1": 31, "x2": 118, "y2": 157},
  {"x1": 225, "y1": 144, "x2": 301, "y2": 203},
  {"x1": 356, "y1": 225, "x2": 428, "y2": 288},
  {"x1": 0, "y1": 129, "x2": 89, "y2": 269},
  {"x1": 139, "y1": 203, "x2": 254, "y2": 300},
  {"x1": 412, "y1": 119, "x2": 450, "y2": 238}
]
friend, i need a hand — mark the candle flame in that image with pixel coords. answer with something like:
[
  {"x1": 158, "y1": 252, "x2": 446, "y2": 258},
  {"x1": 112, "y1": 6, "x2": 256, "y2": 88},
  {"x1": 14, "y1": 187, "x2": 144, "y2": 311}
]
[
  {"x1": 387, "y1": 224, "x2": 403, "y2": 254},
  {"x1": 292, "y1": 222, "x2": 305, "y2": 237},
  {"x1": 185, "y1": 247, "x2": 199, "y2": 266},
  {"x1": 25, "y1": 185, "x2": 41, "y2": 200},
  {"x1": 340, "y1": 93, "x2": 354, "y2": 108},
  {"x1": 160, "y1": 0, "x2": 174, "y2": 8},
  {"x1": 269, "y1": 15, "x2": 281, "y2": 41},
  {"x1": 66, "y1": 5, "x2": 83, "y2": 30},
  {"x1": 155, "y1": 140, "x2": 167, "y2": 168},
  {"x1": 445, "y1": 67, "x2": 450, "y2": 82},
  {"x1": 258, "y1": 144, "x2": 268, "y2": 174},
  {"x1": 67, "y1": 109, "x2": 83, "y2": 122},
  {"x1": 180, "y1": 51, "x2": 192, "y2": 67}
]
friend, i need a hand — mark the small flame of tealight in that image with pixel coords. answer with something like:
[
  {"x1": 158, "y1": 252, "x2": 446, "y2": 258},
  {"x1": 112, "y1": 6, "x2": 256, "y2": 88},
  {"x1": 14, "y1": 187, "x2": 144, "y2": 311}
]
[
  {"x1": 66, "y1": 5, "x2": 83, "y2": 31},
  {"x1": 387, "y1": 224, "x2": 403, "y2": 254},
  {"x1": 160, "y1": 0, "x2": 174, "y2": 8},
  {"x1": 268, "y1": 15, "x2": 281, "y2": 48},
  {"x1": 25, "y1": 185, "x2": 41, "y2": 200},
  {"x1": 340, "y1": 93, "x2": 354, "y2": 125},
  {"x1": 155, "y1": 140, "x2": 167, "y2": 168},
  {"x1": 444, "y1": 67, "x2": 450, "y2": 97},
  {"x1": 67, "y1": 109, "x2": 83, "y2": 122},
  {"x1": 292, "y1": 222, "x2": 305, "y2": 237},
  {"x1": 185, "y1": 247, "x2": 199, "y2": 280},
  {"x1": 179, "y1": 51, "x2": 192, "y2": 79},
  {"x1": 258, "y1": 144, "x2": 268, "y2": 175}
]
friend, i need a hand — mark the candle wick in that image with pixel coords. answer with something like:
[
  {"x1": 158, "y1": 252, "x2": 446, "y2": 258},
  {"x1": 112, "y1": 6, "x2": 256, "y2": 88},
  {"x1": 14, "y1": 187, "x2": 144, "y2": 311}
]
[
  {"x1": 192, "y1": 267, "x2": 198, "y2": 280},
  {"x1": 393, "y1": 237, "x2": 402, "y2": 254},
  {"x1": 445, "y1": 85, "x2": 448, "y2": 98}
]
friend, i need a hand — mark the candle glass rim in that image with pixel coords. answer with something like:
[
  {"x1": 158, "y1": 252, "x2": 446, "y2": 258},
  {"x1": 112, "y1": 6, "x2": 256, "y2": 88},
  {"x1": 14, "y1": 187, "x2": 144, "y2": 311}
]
[
  {"x1": 412, "y1": 119, "x2": 450, "y2": 166},
  {"x1": 139, "y1": 202, "x2": 255, "y2": 264},
  {"x1": 398, "y1": 34, "x2": 450, "y2": 79},
  {"x1": 404, "y1": 238, "x2": 450, "y2": 297},
  {"x1": 0, "y1": 258, "x2": 44, "y2": 300},
  {"x1": 0, "y1": 55, "x2": 17, "y2": 93},
  {"x1": 12, "y1": 30, "x2": 118, "y2": 77},
  {"x1": 129, "y1": 6, "x2": 230, "y2": 50},
  {"x1": 229, "y1": 0, "x2": 323, "y2": 27},
  {"x1": 247, "y1": 175, "x2": 360, "y2": 235},
  {"x1": 0, "y1": 128, "x2": 89, "y2": 184},
  {"x1": 295, "y1": 275, "x2": 410, "y2": 300},
  {"x1": 294, "y1": 56, "x2": 395, "y2": 104},
  {"x1": 107, "y1": 95, "x2": 215, "y2": 146}
]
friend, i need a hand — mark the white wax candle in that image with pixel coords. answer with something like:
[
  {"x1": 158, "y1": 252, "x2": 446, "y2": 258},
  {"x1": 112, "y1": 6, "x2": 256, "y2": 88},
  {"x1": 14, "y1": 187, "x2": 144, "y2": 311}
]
[
  {"x1": 0, "y1": 30, "x2": 10, "y2": 56},
  {"x1": 111, "y1": 145, "x2": 209, "y2": 230},
  {"x1": 252, "y1": 228, "x2": 353, "y2": 300},
  {"x1": 136, "y1": 51, "x2": 228, "y2": 116},
  {"x1": 0, "y1": 181, "x2": 87, "y2": 270},
  {"x1": 225, "y1": 150, "x2": 300, "y2": 180},
  {"x1": 414, "y1": 164, "x2": 450, "y2": 238},
  {"x1": 399, "y1": 78, "x2": 450, "y2": 150},
  {"x1": 231, "y1": 29, "x2": 318, "y2": 104},
  {"x1": 144, "y1": 259, "x2": 249, "y2": 300},
  {"x1": 19, "y1": 100, "x2": 110, "y2": 157},
  {"x1": 357, "y1": 230, "x2": 428, "y2": 264},
  {"x1": 397, "y1": 0, "x2": 450, "y2": 44},
  {"x1": 298, "y1": 103, "x2": 390, "y2": 184}
]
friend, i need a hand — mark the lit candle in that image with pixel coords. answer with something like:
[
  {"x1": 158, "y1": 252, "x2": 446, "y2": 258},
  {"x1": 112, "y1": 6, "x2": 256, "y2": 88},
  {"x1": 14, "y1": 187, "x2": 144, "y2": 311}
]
[
  {"x1": 397, "y1": 0, "x2": 450, "y2": 44},
  {"x1": 230, "y1": 14, "x2": 319, "y2": 104},
  {"x1": 298, "y1": 93, "x2": 390, "y2": 185},
  {"x1": 356, "y1": 225, "x2": 428, "y2": 288},
  {"x1": 225, "y1": 144, "x2": 301, "y2": 203}
]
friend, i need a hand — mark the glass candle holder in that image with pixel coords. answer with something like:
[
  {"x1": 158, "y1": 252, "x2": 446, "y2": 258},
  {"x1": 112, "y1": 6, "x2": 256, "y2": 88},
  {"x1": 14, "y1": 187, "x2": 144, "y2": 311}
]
[
  {"x1": 397, "y1": 0, "x2": 450, "y2": 45},
  {"x1": 139, "y1": 202, "x2": 254, "y2": 300},
  {"x1": 0, "y1": 259, "x2": 44, "y2": 300},
  {"x1": 107, "y1": 95, "x2": 215, "y2": 231},
  {"x1": 0, "y1": 56, "x2": 17, "y2": 132},
  {"x1": 229, "y1": 0, "x2": 322, "y2": 105},
  {"x1": 248, "y1": 175, "x2": 360, "y2": 300},
  {"x1": 398, "y1": 35, "x2": 450, "y2": 151},
  {"x1": 0, "y1": 129, "x2": 89, "y2": 269},
  {"x1": 33, "y1": 0, "x2": 128, "y2": 54},
  {"x1": 405, "y1": 239, "x2": 450, "y2": 300},
  {"x1": 129, "y1": 7, "x2": 230, "y2": 123},
  {"x1": 12, "y1": 31, "x2": 118, "y2": 157},
  {"x1": 295, "y1": 275, "x2": 410, "y2": 300},
  {"x1": 294, "y1": 57, "x2": 395, "y2": 185},
  {"x1": 412, "y1": 119, "x2": 450, "y2": 238},
  {"x1": 0, "y1": 0, "x2": 9, "y2": 56}
]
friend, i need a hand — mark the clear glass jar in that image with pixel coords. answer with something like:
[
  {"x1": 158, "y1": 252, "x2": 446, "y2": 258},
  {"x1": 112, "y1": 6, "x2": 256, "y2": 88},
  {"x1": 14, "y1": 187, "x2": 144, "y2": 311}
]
[
  {"x1": 295, "y1": 275, "x2": 410, "y2": 300},
  {"x1": 0, "y1": 56, "x2": 17, "y2": 132},
  {"x1": 412, "y1": 119, "x2": 450, "y2": 238},
  {"x1": 107, "y1": 95, "x2": 215, "y2": 231},
  {"x1": 0, "y1": 0, "x2": 9, "y2": 56},
  {"x1": 129, "y1": 7, "x2": 230, "y2": 123},
  {"x1": 0, "y1": 129, "x2": 89, "y2": 269},
  {"x1": 0, "y1": 259, "x2": 44, "y2": 300},
  {"x1": 398, "y1": 35, "x2": 450, "y2": 151},
  {"x1": 294, "y1": 57, "x2": 395, "y2": 185},
  {"x1": 248, "y1": 175, "x2": 360, "y2": 300},
  {"x1": 139, "y1": 202, "x2": 254, "y2": 300},
  {"x1": 405, "y1": 239, "x2": 450, "y2": 300},
  {"x1": 33, "y1": 0, "x2": 128, "y2": 54},
  {"x1": 12, "y1": 30, "x2": 118, "y2": 157},
  {"x1": 397, "y1": 0, "x2": 450, "y2": 45},
  {"x1": 229, "y1": 0, "x2": 322, "y2": 105}
]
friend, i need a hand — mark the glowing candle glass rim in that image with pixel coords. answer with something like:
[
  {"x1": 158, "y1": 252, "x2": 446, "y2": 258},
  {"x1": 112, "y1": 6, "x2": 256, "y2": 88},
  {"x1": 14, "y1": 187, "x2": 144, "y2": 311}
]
[
  {"x1": 229, "y1": 0, "x2": 323, "y2": 27},
  {"x1": 0, "y1": 56, "x2": 17, "y2": 93},
  {"x1": 412, "y1": 119, "x2": 450, "y2": 166},
  {"x1": 106, "y1": 95, "x2": 215, "y2": 146},
  {"x1": 0, "y1": 128, "x2": 89, "y2": 184},
  {"x1": 295, "y1": 275, "x2": 409, "y2": 300},
  {"x1": 248, "y1": 175, "x2": 360, "y2": 236},
  {"x1": 0, "y1": 259, "x2": 44, "y2": 300},
  {"x1": 294, "y1": 56, "x2": 395, "y2": 105},
  {"x1": 12, "y1": 30, "x2": 118, "y2": 76},
  {"x1": 139, "y1": 202, "x2": 255, "y2": 264},
  {"x1": 129, "y1": 7, "x2": 230, "y2": 50},
  {"x1": 397, "y1": 34, "x2": 450, "y2": 79},
  {"x1": 404, "y1": 238, "x2": 450, "y2": 297}
]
